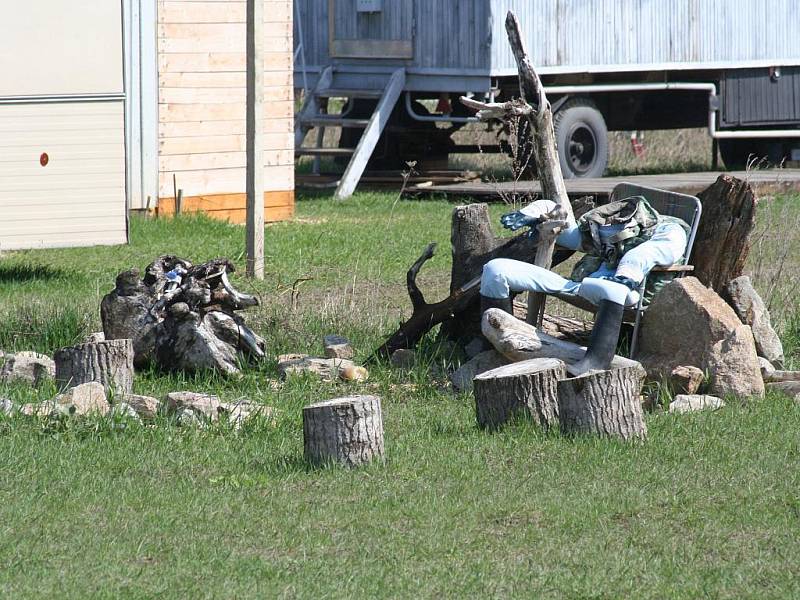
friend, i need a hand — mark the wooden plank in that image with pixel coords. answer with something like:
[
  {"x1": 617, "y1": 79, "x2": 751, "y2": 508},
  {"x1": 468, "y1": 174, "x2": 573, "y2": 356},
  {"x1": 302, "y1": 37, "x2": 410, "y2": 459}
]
[
  {"x1": 158, "y1": 100, "x2": 292, "y2": 121},
  {"x1": 159, "y1": 118, "x2": 292, "y2": 137},
  {"x1": 158, "y1": 51, "x2": 290, "y2": 73},
  {"x1": 158, "y1": 70, "x2": 291, "y2": 88},
  {"x1": 159, "y1": 133, "x2": 292, "y2": 155},
  {"x1": 159, "y1": 85, "x2": 291, "y2": 104},
  {"x1": 246, "y1": 0, "x2": 265, "y2": 278},
  {"x1": 158, "y1": 164, "x2": 293, "y2": 196},
  {"x1": 159, "y1": 149, "x2": 293, "y2": 171},
  {"x1": 158, "y1": 190, "x2": 293, "y2": 214},
  {"x1": 157, "y1": 23, "x2": 292, "y2": 54}
]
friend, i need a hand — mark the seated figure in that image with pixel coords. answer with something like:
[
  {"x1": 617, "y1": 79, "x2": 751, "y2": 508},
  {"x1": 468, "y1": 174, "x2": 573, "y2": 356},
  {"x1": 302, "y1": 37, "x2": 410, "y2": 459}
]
[{"x1": 480, "y1": 196, "x2": 689, "y2": 375}]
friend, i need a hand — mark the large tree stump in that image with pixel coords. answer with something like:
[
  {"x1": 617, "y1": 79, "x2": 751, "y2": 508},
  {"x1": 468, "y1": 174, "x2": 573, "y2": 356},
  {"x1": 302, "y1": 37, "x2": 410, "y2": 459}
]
[
  {"x1": 691, "y1": 175, "x2": 757, "y2": 291},
  {"x1": 54, "y1": 339, "x2": 134, "y2": 395},
  {"x1": 557, "y1": 365, "x2": 647, "y2": 440},
  {"x1": 473, "y1": 358, "x2": 566, "y2": 430},
  {"x1": 303, "y1": 395, "x2": 384, "y2": 467}
]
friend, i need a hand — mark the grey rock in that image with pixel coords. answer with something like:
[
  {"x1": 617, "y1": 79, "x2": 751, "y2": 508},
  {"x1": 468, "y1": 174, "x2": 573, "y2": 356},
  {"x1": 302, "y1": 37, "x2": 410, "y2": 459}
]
[
  {"x1": 0, "y1": 352, "x2": 55, "y2": 385},
  {"x1": 278, "y1": 356, "x2": 355, "y2": 381},
  {"x1": 759, "y1": 357, "x2": 776, "y2": 379},
  {"x1": 218, "y1": 401, "x2": 276, "y2": 430},
  {"x1": 54, "y1": 382, "x2": 109, "y2": 416},
  {"x1": 669, "y1": 394, "x2": 725, "y2": 414},
  {"x1": 110, "y1": 402, "x2": 143, "y2": 426},
  {"x1": 464, "y1": 337, "x2": 488, "y2": 359},
  {"x1": 0, "y1": 398, "x2": 13, "y2": 415},
  {"x1": 121, "y1": 394, "x2": 161, "y2": 421},
  {"x1": 449, "y1": 350, "x2": 511, "y2": 393},
  {"x1": 669, "y1": 365, "x2": 705, "y2": 395},
  {"x1": 639, "y1": 277, "x2": 764, "y2": 399},
  {"x1": 175, "y1": 407, "x2": 207, "y2": 428},
  {"x1": 323, "y1": 335, "x2": 354, "y2": 359},
  {"x1": 723, "y1": 276, "x2": 784, "y2": 368},
  {"x1": 162, "y1": 391, "x2": 222, "y2": 420},
  {"x1": 389, "y1": 349, "x2": 416, "y2": 369},
  {"x1": 766, "y1": 380, "x2": 800, "y2": 399}
]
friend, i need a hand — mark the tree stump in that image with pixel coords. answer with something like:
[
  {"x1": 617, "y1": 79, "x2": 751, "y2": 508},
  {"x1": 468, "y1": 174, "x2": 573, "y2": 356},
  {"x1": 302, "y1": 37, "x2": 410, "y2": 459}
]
[
  {"x1": 54, "y1": 339, "x2": 134, "y2": 395},
  {"x1": 557, "y1": 365, "x2": 647, "y2": 440},
  {"x1": 692, "y1": 175, "x2": 757, "y2": 291},
  {"x1": 473, "y1": 358, "x2": 566, "y2": 430},
  {"x1": 303, "y1": 395, "x2": 384, "y2": 467}
]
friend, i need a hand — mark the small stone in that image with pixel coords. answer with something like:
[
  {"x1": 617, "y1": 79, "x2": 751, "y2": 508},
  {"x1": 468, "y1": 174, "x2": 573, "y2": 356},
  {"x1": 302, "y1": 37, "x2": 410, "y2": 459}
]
[
  {"x1": 218, "y1": 401, "x2": 276, "y2": 430},
  {"x1": 449, "y1": 350, "x2": 511, "y2": 393},
  {"x1": 323, "y1": 335, "x2": 354, "y2": 359},
  {"x1": 120, "y1": 394, "x2": 161, "y2": 420},
  {"x1": 110, "y1": 402, "x2": 143, "y2": 426},
  {"x1": 0, "y1": 352, "x2": 56, "y2": 385},
  {"x1": 389, "y1": 349, "x2": 416, "y2": 369},
  {"x1": 162, "y1": 391, "x2": 222, "y2": 420},
  {"x1": 278, "y1": 356, "x2": 355, "y2": 381},
  {"x1": 759, "y1": 357, "x2": 776, "y2": 379},
  {"x1": 277, "y1": 353, "x2": 308, "y2": 363},
  {"x1": 0, "y1": 398, "x2": 14, "y2": 415},
  {"x1": 723, "y1": 276, "x2": 784, "y2": 367},
  {"x1": 669, "y1": 394, "x2": 726, "y2": 414},
  {"x1": 669, "y1": 365, "x2": 705, "y2": 395},
  {"x1": 464, "y1": 337, "x2": 487, "y2": 359},
  {"x1": 340, "y1": 364, "x2": 368, "y2": 381},
  {"x1": 175, "y1": 407, "x2": 206, "y2": 428},
  {"x1": 54, "y1": 382, "x2": 109, "y2": 416},
  {"x1": 84, "y1": 332, "x2": 106, "y2": 343}
]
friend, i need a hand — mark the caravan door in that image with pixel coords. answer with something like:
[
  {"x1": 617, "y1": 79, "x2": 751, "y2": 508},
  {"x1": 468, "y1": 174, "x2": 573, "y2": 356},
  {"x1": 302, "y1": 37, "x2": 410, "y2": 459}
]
[{"x1": 329, "y1": 0, "x2": 414, "y2": 59}]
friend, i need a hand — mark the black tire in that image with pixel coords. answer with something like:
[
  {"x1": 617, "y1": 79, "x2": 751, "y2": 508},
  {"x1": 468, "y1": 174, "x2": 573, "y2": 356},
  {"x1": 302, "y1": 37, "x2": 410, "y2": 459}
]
[
  {"x1": 719, "y1": 138, "x2": 788, "y2": 170},
  {"x1": 553, "y1": 98, "x2": 609, "y2": 179}
]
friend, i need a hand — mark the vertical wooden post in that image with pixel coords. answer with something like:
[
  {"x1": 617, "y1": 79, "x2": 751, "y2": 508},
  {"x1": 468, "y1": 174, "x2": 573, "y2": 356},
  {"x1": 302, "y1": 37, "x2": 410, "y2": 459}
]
[{"x1": 246, "y1": 0, "x2": 265, "y2": 279}]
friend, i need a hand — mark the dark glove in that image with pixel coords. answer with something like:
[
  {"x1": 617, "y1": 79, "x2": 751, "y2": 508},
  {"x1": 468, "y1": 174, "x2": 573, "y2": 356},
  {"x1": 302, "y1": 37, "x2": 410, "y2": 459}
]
[{"x1": 500, "y1": 211, "x2": 542, "y2": 232}]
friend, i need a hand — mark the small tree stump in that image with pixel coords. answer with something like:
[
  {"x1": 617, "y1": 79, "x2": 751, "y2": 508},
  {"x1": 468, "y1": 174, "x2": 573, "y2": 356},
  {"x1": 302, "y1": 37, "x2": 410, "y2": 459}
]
[
  {"x1": 473, "y1": 358, "x2": 566, "y2": 430},
  {"x1": 557, "y1": 365, "x2": 647, "y2": 440},
  {"x1": 54, "y1": 339, "x2": 134, "y2": 395},
  {"x1": 303, "y1": 395, "x2": 384, "y2": 467}
]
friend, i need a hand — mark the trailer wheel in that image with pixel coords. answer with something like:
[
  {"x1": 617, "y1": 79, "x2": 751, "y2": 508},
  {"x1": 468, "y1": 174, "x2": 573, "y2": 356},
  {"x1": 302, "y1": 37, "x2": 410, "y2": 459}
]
[{"x1": 553, "y1": 98, "x2": 608, "y2": 179}]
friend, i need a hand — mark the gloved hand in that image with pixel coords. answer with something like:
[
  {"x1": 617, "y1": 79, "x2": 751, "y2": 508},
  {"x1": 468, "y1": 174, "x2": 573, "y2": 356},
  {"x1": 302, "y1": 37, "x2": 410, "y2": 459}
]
[{"x1": 500, "y1": 210, "x2": 543, "y2": 232}]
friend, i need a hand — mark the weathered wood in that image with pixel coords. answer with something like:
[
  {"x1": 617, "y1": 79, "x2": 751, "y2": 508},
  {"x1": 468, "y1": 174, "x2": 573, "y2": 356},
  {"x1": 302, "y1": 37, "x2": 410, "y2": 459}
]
[
  {"x1": 245, "y1": 0, "x2": 265, "y2": 278},
  {"x1": 691, "y1": 175, "x2": 757, "y2": 290},
  {"x1": 764, "y1": 371, "x2": 800, "y2": 384},
  {"x1": 481, "y1": 308, "x2": 639, "y2": 374},
  {"x1": 557, "y1": 365, "x2": 647, "y2": 440},
  {"x1": 473, "y1": 358, "x2": 566, "y2": 430},
  {"x1": 54, "y1": 339, "x2": 134, "y2": 395},
  {"x1": 303, "y1": 395, "x2": 384, "y2": 468}
]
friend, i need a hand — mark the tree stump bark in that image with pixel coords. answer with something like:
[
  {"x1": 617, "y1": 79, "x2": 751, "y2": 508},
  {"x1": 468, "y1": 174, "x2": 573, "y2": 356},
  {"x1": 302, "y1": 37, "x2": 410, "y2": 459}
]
[
  {"x1": 473, "y1": 358, "x2": 566, "y2": 430},
  {"x1": 303, "y1": 395, "x2": 384, "y2": 467},
  {"x1": 557, "y1": 365, "x2": 647, "y2": 440},
  {"x1": 54, "y1": 339, "x2": 134, "y2": 395},
  {"x1": 691, "y1": 175, "x2": 757, "y2": 291}
]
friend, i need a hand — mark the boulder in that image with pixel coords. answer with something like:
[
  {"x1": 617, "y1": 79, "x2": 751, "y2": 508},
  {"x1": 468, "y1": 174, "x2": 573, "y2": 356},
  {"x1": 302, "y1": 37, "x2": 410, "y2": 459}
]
[
  {"x1": 389, "y1": 349, "x2": 416, "y2": 369},
  {"x1": 0, "y1": 351, "x2": 55, "y2": 385},
  {"x1": 54, "y1": 382, "x2": 109, "y2": 416},
  {"x1": 638, "y1": 277, "x2": 764, "y2": 399},
  {"x1": 162, "y1": 391, "x2": 222, "y2": 420},
  {"x1": 759, "y1": 357, "x2": 776, "y2": 379},
  {"x1": 669, "y1": 394, "x2": 725, "y2": 414},
  {"x1": 669, "y1": 365, "x2": 705, "y2": 395},
  {"x1": 121, "y1": 394, "x2": 161, "y2": 420},
  {"x1": 323, "y1": 335, "x2": 354, "y2": 360},
  {"x1": 449, "y1": 350, "x2": 511, "y2": 393},
  {"x1": 278, "y1": 356, "x2": 355, "y2": 381},
  {"x1": 722, "y1": 276, "x2": 784, "y2": 367}
]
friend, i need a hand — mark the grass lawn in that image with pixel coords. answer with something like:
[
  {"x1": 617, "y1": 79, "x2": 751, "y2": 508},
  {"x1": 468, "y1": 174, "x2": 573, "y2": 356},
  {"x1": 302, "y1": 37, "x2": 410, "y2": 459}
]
[{"x1": 0, "y1": 192, "x2": 799, "y2": 598}]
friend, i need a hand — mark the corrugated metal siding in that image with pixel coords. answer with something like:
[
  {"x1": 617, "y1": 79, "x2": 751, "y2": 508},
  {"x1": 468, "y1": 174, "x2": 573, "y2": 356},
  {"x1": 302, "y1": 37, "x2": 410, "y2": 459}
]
[
  {"x1": 490, "y1": 0, "x2": 800, "y2": 73},
  {"x1": 0, "y1": 101, "x2": 127, "y2": 250}
]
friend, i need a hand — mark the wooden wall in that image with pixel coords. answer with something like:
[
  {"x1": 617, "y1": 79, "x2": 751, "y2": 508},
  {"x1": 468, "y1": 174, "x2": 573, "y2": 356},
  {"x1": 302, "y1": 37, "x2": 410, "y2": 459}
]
[{"x1": 157, "y1": 0, "x2": 294, "y2": 223}]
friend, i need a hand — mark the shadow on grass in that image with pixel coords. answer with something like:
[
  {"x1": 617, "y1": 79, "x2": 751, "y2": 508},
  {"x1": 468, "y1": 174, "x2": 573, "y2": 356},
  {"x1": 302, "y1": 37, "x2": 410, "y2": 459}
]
[{"x1": 0, "y1": 264, "x2": 67, "y2": 284}]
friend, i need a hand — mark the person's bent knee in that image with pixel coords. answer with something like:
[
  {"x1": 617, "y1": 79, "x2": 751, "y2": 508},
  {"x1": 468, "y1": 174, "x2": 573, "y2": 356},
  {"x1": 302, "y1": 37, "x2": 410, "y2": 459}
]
[{"x1": 480, "y1": 258, "x2": 513, "y2": 299}]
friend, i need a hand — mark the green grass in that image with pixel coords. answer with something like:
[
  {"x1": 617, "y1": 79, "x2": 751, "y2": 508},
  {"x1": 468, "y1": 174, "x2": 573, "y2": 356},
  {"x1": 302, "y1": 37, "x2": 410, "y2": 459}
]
[{"x1": 0, "y1": 192, "x2": 799, "y2": 598}]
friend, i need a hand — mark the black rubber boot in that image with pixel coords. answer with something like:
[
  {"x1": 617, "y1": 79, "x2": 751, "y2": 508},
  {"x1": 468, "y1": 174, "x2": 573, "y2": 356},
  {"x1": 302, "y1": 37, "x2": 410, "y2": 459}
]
[
  {"x1": 480, "y1": 294, "x2": 513, "y2": 315},
  {"x1": 568, "y1": 299, "x2": 624, "y2": 376}
]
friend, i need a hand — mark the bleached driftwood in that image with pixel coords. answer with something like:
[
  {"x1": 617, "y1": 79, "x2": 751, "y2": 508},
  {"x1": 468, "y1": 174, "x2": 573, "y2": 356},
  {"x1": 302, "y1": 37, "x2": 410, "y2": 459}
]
[
  {"x1": 481, "y1": 308, "x2": 638, "y2": 375},
  {"x1": 473, "y1": 358, "x2": 566, "y2": 430}
]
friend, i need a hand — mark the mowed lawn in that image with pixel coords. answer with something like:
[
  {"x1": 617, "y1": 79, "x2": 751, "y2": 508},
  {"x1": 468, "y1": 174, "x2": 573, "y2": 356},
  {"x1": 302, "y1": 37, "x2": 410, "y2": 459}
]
[{"x1": 0, "y1": 192, "x2": 799, "y2": 598}]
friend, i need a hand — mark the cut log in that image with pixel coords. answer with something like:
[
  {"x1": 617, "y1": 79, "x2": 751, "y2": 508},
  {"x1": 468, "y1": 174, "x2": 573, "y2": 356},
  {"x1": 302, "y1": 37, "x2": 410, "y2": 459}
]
[
  {"x1": 54, "y1": 339, "x2": 134, "y2": 395},
  {"x1": 691, "y1": 175, "x2": 757, "y2": 291},
  {"x1": 481, "y1": 308, "x2": 638, "y2": 373},
  {"x1": 303, "y1": 395, "x2": 384, "y2": 468},
  {"x1": 473, "y1": 358, "x2": 566, "y2": 430},
  {"x1": 557, "y1": 365, "x2": 648, "y2": 440}
]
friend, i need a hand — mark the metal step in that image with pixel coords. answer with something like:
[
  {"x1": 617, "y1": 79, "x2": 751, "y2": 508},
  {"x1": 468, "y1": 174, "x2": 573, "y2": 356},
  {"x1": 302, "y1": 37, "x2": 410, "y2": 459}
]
[
  {"x1": 315, "y1": 88, "x2": 384, "y2": 99},
  {"x1": 295, "y1": 147, "x2": 355, "y2": 157},
  {"x1": 301, "y1": 117, "x2": 370, "y2": 128}
]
